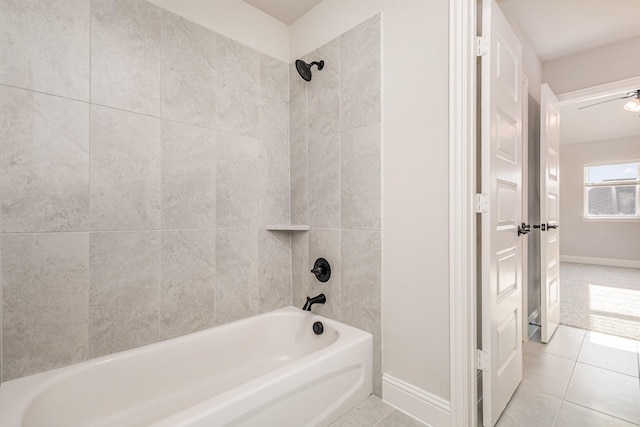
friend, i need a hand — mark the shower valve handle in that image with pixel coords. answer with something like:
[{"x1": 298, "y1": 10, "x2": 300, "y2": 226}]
[{"x1": 310, "y1": 258, "x2": 331, "y2": 282}]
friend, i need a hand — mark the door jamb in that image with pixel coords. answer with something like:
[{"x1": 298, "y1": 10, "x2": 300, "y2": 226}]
[
  {"x1": 521, "y1": 75, "x2": 530, "y2": 342},
  {"x1": 449, "y1": 0, "x2": 478, "y2": 425}
]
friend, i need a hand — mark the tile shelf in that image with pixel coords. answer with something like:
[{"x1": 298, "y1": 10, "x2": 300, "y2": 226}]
[{"x1": 264, "y1": 225, "x2": 310, "y2": 231}]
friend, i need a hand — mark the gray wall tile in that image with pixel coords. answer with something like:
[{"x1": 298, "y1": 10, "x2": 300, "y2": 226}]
[
  {"x1": 1, "y1": 233, "x2": 89, "y2": 380},
  {"x1": 217, "y1": 36, "x2": 259, "y2": 137},
  {"x1": 89, "y1": 231, "x2": 160, "y2": 357},
  {"x1": 0, "y1": 86, "x2": 89, "y2": 233},
  {"x1": 341, "y1": 229, "x2": 382, "y2": 395},
  {"x1": 160, "y1": 230, "x2": 215, "y2": 340},
  {"x1": 0, "y1": 1, "x2": 298, "y2": 383},
  {"x1": 305, "y1": 38, "x2": 340, "y2": 139},
  {"x1": 340, "y1": 15, "x2": 381, "y2": 131},
  {"x1": 216, "y1": 132, "x2": 260, "y2": 227},
  {"x1": 258, "y1": 230, "x2": 291, "y2": 313},
  {"x1": 162, "y1": 11, "x2": 217, "y2": 128},
  {"x1": 161, "y1": 120, "x2": 216, "y2": 229},
  {"x1": 260, "y1": 54, "x2": 289, "y2": 143},
  {"x1": 289, "y1": 62, "x2": 308, "y2": 144},
  {"x1": 90, "y1": 105, "x2": 161, "y2": 230},
  {"x1": 341, "y1": 123, "x2": 381, "y2": 230},
  {"x1": 91, "y1": 0, "x2": 161, "y2": 115},
  {"x1": 307, "y1": 228, "x2": 341, "y2": 320},
  {"x1": 215, "y1": 228, "x2": 258, "y2": 325},
  {"x1": 289, "y1": 15, "x2": 382, "y2": 396},
  {"x1": 0, "y1": 234, "x2": 2, "y2": 383},
  {"x1": 290, "y1": 138, "x2": 308, "y2": 225},
  {"x1": 308, "y1": 133, "x2": 341, "y2": 228},
  {"x1": 259, "y1": 138, "x2": 290, "y2": 225},
  {"x1": 0, "y1": 0, "x2": 90, "y2": 100},
  {"x1": 291, "y1": 232, "x2": 309, "y2": 310}
]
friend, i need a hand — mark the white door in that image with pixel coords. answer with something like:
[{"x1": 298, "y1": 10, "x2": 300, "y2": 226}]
[
  {"x1": 480, "y1": 1, "x2": 524, "y2": 425},
  {"x1": 539, "y1": 83, "x2": 561, "y2": 343}
]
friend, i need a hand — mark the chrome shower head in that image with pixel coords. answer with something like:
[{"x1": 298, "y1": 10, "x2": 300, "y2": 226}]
[{"x1": 295, "y1": 59, "x2": 324, "y2": 81}]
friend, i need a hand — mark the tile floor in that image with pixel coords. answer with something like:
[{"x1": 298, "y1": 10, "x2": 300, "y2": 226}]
[
  {"x1": 332, "y1": 324, "x2": 640, "y2": 427},
  {"x1": 330, "y1": 395, "x2": 426, "y2": 426},
  {"x1": 496, "y1": 324, "x2": 640, "y2": 427}
]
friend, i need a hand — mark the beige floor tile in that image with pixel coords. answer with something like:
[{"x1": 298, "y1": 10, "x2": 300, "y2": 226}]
[
  {"x1": 558, "y1": 324, "x2": 587, "y2": 336},
  {"x1": 524, "y1": 329, "x2": 585, "y2": 361},
  {"x1": 495, "y1": 383, "x2": 561, "y2": 427},
  {"x1": 521, "y1": 351, "x2": 575, "y2": 398},
  {"x1": 376, "y1": 410, "x2": 426, "y2": 426},
  {"x1": 565, "y1": 363, "x2": 640, "y2": 424},
  {"x1": 578, "y1": 332, "x2": 639, "y2": 377},
  {"x1": 555, "y1": 401, "x2": 638, "y2": 427},
  {"x1": 330, "y1": 396, "x2": 394, "y2": 427}
]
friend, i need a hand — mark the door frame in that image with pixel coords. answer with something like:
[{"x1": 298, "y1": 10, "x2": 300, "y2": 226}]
[
  {"x1": 449, "y1": 1, "x2": 640, "y2": 422},
  {"x1": 556, "y1": 76, "x2": 640, "y2": 106},
  {"x1": 521, "y1": 75, "x2": 530, "y2": 343},
  {"x1": 449, "y1": 0, "x2": 478, "y2": 425}
]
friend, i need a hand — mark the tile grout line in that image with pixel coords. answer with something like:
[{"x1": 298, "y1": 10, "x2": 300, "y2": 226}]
[
  {"x1": 158, "y1": 8, "x2": 164, "y2": 341},
  {"x1": 562, "y1": 400, "x2": 640, "y2": 426},
  {"x1": 87, "y1": 0, "x2": 93, "y2": 361},
  {"x1": 552, "y1": 332, "x2": 586, "y2": 426}
]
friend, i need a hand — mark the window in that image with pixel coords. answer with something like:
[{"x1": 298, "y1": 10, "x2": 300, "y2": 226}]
[{"x1": 584, "y1": 162, "x2": 640, "y2": 218}]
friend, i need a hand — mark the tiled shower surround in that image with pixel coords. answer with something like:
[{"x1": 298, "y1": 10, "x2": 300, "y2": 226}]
[
  {"x1": 0, "y1": 0, "x2": 381, "y2": 392},
  {"x1": 290, "y1": 16, "x2": 382, "y2": 394}
]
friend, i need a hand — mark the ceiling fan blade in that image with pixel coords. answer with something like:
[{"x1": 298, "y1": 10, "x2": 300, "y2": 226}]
[{"x1": 578, "y1": 92, "x2": 636, "y2": 110}]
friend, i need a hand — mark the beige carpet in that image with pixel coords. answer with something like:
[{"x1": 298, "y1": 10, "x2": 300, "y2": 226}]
[{"x1": 560, "y1": 262, "x2": 640, "y2": 341}]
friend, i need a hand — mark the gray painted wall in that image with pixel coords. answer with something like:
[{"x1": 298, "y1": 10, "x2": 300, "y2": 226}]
[{"x1": 560, "y1": 137, "x2": 640, "y2": 262}]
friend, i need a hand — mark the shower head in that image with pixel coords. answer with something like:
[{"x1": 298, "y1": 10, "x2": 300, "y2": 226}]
[{"x1": 295, "y1": 59, "x2": 324, "y2": 81}]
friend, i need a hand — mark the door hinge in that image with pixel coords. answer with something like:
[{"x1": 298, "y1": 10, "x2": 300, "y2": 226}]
[
  {"x1": 476, "y1": 35, "x2": 489, "y2": 56},
  {"x1": 477, "y1": 349, "x2": 490, "y2": 371},
  {"x1": 475, "y1": 193, "x2": 489, "y2": 213}
]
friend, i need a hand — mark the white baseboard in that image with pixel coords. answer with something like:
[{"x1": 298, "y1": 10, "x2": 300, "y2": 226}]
[
  {"x1": 382, "y1": 374, "x2": 451, "y2": 427},
  {"x1": 560, "y1": 255, "x2": 640, "y2": 269}
]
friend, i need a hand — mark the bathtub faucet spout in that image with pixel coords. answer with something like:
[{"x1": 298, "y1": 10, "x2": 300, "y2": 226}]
[{"x1": 302, "y1": 294, "x2": 326, "y2": 311}]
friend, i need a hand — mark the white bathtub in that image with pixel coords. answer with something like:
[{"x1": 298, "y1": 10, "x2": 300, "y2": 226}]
[{"x1": 0, "y1": 307, "x2": 372, "y2": 427}]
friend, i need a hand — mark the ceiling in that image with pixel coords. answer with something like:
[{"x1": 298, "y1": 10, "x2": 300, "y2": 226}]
[
  {"x1": 242, "y1": 0, "x2": 321, "y2": 25},
  {"x1": 561, "y1": 92, "x2": 640, "y2": 145},
  {"x1": 498, "y1": 0, "x2": 640, "y2": 144},
  {"x1": 243, "y1": 0, "x2": 640, "y2": 144},
  {"x1": 497, "y1": 0, "x2": 640, "y2": 62}
]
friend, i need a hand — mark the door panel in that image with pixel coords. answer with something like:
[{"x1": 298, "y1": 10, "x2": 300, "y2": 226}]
[
  {"x1": 480, "y1": 0, "x2": 524, "y2": 425},
  {"x1": 540, "y1": 83, "x2": 560, "y2": 343}
]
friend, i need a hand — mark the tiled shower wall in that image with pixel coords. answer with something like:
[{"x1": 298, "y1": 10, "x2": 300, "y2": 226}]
[
  {"x1": 290, "y1": 15, "x2": 382, "y2": 394},
  {"x1": 0, "y1": 0, "x2": 291, "y2": 382}
]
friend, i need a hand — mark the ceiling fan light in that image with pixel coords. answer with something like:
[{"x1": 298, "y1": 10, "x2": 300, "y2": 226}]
[{"x1": 623, "y1": 96, "x2": 640, "y2": 112}]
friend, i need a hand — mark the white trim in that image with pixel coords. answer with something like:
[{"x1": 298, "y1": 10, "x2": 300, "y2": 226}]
[
  {"x1": 382, "y1": 374, "x2": 451, "y2": 427},
  {"x1": 521, "y1": 75, "x2": 529, "y2": 343},
  {"x1": 560, "y1": 255, "x2": 640, "y2": 269},
  {"x1": 557, "y1": 75, "x2": 640, "y2": 106},
  {"x1": 582, "y1": 216, "x2": 640, "y2": 222},
  {"x1": 449, "y1": 0, "x2": 477, "y2": 426}
]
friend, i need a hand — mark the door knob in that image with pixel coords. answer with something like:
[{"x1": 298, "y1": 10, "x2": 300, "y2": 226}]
[
  {"x1": 547, "y1": 223, "x2": 559, "y2": 229},
  {"x1": 517, "y1": 223, "x2": 531, "y2": 236}
]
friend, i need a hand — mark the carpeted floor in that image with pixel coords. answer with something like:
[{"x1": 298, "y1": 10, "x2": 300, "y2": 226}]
[{"x1": 560, "y1": 262, "x2": 640, "y2": 341}]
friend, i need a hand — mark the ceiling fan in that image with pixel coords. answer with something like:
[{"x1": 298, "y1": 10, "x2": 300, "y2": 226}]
[{"x1": 578, "y1": 89, "x2": 640, "y2": 112}]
